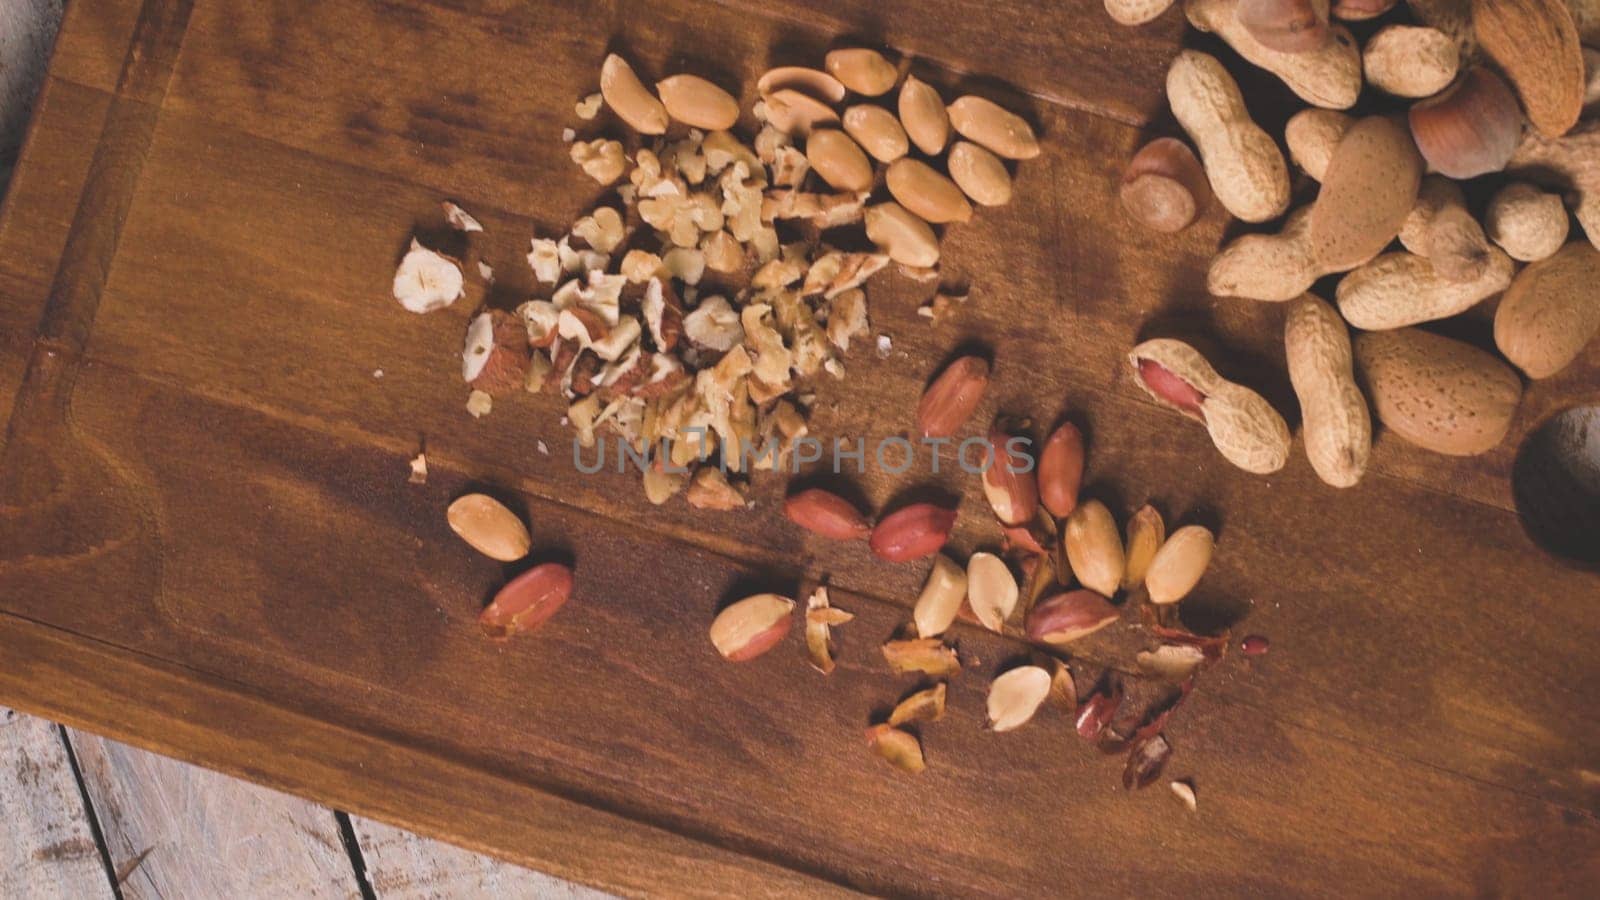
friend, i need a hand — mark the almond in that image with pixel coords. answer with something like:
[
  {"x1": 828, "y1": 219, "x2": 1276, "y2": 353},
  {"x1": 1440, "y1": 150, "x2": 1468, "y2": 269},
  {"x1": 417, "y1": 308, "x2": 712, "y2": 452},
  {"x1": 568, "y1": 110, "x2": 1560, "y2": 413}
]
[
  {"x1": 757, "y1": 66, "x2": 846, "y2": 104},
  {"x1": 763, "y1": 88, "x2": 840, "y2": 136},
  {"x1": 981, "y1": 423, "x2": 1039, "y2": 526},
  {"x1": 947, "y1": 141, "x2": 1013, "y2": 207},
  {"x1": 656, "y1": 74, "x2": 740, "y2": 130},
  {"x1": 1025, "y1": 589, "x2": 1120, "y2": 645},
  {"x1": 446, "y1": 494, "x2": 531, "y2": 562},
  {"x1": 805, "y1": 129, "x2": 874, "y2": 192},
  {"x1": 1309, "y1": 116, "x2": 1423, "y2": 272},
  {"x1": 826, "y1": 48, "x2": 899, "y2": 97},
  {"x1": 478, "y1": 562, "x2": 573, "y2": 639},
  {"x1": 916, "y1": 355, "x2": 990, "y2": 438},
  {"x1": 886, "y1": 158, "x2": 972, "y2": 224},
  {"x1": 947, "y1": 95, "x2": 1040, "y2": 160},
  {"x1": 914, "y1": 553, "x2": 968, "y2": 638},
  {"x1": 1355, "y1": 328, "x2": 1522, "y2": 456},
  {"x1": 1145, "y1": 525, "x2": 1214, "y2": 605},
  {"x1": 865, "y1": 724, "x2": 925, "y2": 773},
  {"x1": 843, "y1": 104, "x2": 910, "y2": 162},
  {"x1": 710, "y1": 593, "x2": 795, "y2": 661},
  {"x1": 986, "y1": 666, "x2": 1051, "y2": 731},
  {"x1": 898, "y1": 75, "x2": 950, "y2": 155},
  {"x1": 864, "y1": 202, "x2": 940, "y2": 268},
  {"x1": 881, "y1": 637, "x2": 962, "y2": 676},
  {"x1": 870, "y1": 503, "x2": 958, "y2": 562},
  {"x1": 1121, "y1": 504, "x2": 1165, "y2": 590},
  {"x1": 783, "y1": 488, "x2": 871, "y2": 540},
  {"x1": 1473, "y1": 0, "x2": 1585, "y2": 138},
  {"x1": 1037, "y1": 422, "x2": 1085, "y2": 519},
  {"x1": 966, "y1": 552, "x2": 1019, "y2": 633},
  {"x1": 1063, "y1": 499, "x2": 1125, "y2": 598},
  {"x1": 600, "y1": 54, "x2": 668, "y2": 135},
  {"x1": 1493, "y1": 241, "x2": 1600, "y2": 378}
]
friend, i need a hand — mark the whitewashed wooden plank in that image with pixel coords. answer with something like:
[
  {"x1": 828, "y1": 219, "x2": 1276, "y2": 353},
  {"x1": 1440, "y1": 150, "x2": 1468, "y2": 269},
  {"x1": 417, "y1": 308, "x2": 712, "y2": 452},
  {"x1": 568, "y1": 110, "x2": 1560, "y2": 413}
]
[
  {"x1": 0, "y1": 708, "x2": 113, "y2": 900},
  {"x1": 352, "y1": 816, "x2": 614, "y2": 899},
  {"x1": 66, "y1": 728, "x2": 360, "y2": 899}
]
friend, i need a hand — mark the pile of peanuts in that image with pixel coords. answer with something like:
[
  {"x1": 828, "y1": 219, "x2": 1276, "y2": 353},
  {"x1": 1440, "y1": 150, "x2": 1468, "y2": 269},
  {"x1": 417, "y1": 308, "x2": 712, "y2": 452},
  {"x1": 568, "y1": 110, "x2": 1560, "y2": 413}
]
[{"x1": 1112, "y1": 0, "x2": 1600, "y2": 487}]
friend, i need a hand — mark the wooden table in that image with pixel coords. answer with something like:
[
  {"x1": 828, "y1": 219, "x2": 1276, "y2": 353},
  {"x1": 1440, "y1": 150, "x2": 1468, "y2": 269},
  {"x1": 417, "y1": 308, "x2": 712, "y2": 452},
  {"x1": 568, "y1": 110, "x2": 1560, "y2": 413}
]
[{"x1": 1, "y1": 1, "x2": 1596, "y2": 896}]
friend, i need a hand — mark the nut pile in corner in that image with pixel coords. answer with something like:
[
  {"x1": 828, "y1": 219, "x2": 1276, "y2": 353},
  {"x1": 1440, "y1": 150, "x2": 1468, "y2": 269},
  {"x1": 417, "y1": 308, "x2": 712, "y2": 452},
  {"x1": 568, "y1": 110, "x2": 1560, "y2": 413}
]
[
  {"x1": 1113, "y1": 0, "x2": 1600, "y2": 487},
  {"x1": 392, "y1": 48, "x2": 1039, "y2": 508}
]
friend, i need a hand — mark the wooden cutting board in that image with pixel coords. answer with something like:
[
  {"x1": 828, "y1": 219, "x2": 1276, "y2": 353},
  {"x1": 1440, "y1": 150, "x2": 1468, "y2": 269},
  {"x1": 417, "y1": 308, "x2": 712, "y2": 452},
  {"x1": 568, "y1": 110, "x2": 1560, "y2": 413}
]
[{"x1": 2, "y1": 1, "x2": 1597, "y2": 895}]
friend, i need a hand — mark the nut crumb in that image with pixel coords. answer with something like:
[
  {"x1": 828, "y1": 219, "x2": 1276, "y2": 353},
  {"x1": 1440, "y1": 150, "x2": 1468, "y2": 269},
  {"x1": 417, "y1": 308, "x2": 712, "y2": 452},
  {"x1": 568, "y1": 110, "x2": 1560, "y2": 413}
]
[
  {"x1": 561, "y1": 127, "x2": 576, "y2": 143},
  {"x1": 372, "y1": 368, "x2": 384, "y2": 379},
  {"x1": 875, "y1": 334, "x2": 892, "y2": 358},
  {"x1": 575, "y1": 93, "x2": 602, "y2": 120},
  {"x1": 537, "y1": 440, "x2": 550, "y2": 456},
  {"x1": 408, "y1": 452, "x2": 428, "y2": 484},
  {"x1": 442, "y1": 200, "x2": 483, "y2": 233},
  {"x1": 1170, "y1": 780, "x2": 1197, "y2": 812},
  {"x1": 477, "y1": 260, "x2": 494, "y2": 283},
  {"x1": 466, "y1": 390, "x2": 493, "y2": 418}
]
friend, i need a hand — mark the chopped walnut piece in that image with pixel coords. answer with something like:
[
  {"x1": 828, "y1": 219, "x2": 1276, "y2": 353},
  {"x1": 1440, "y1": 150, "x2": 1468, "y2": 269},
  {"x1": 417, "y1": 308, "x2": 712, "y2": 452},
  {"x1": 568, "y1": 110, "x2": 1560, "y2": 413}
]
[
  {"x1": 523, "y1": 353, "x2": 553, "y2": 393},
  {"x1": 557, "y1": 236, "x2": 607, "y2": 277},
  {"x1": 642, "y1": 457, "x2": 686, "y2": 505},
  {"x1": 572, "y1": 206, "x2": 625, "y2": 254},
  {"x1": 769, "y1": 291, "x2": 830, "y2": 378},
  {"x1": 575, "y1": 92, "x2": 602, "y2": 120},
  {"x1": 408, "y1": 452, "x2": 428, "y2": 484},
  {"x1": 826, "y1": 288, "x2": 868, "y2": 352},
  {"x1": 701, "y1": 230, "x2": 743, "y2": 273},
  {"x1": 752, "y1": 255, "x2": 807, "y2": 291},
  {"x1": 570, "y1": 138, "x2": 625, "y2": 184},
  {"x1": 567, "y1": 394, "x2": 602, "y2": 446},
  {"x1": 682, "y1": 295, "x2": 743, "y2": 351},
  {"x1": 703, "y1": 130, "x2": 762, "y2": 174},
  {"x1": 466, "y1": 389, "x2": 493, "y2": 418},
  {"x1": 621, "y1": 249, "x2": 666, "y2": 283},
  {"x1": 686, "y1": 467, "x2": 746, "y2": 510},
  {"x1": 770, "y1": 146, "x2": 810, "y2": 188},
  {"x1": 527, "y1": 238, "x2": 562, "y2": 285},
  {"x1": 740, "y1": 303, "x2": 793, "y2": 393},
  {"x1": 802, "y1": 251, "x2": 889, "y2": 298},
  {"x1": 663, "y1": 247, "x2": 706, "y2": 285}
]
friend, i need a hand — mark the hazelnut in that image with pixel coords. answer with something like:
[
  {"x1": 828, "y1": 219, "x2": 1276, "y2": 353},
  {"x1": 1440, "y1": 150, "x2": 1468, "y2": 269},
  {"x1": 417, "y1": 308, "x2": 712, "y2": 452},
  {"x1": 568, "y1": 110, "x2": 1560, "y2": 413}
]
[
  {"x1": 1119, "y1": 137, "x2": 1210, "y2": 233},
  {"x1": 1408, "y1": 68, "x2": 1525, "y2": 179}
]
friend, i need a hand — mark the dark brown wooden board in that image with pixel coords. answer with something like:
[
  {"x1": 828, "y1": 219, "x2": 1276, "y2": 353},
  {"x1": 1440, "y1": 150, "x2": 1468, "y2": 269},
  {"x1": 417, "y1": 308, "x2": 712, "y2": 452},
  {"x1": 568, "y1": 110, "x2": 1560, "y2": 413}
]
[{"x1": 1, "y1": 1, "x2": 1597, "y2": 896}]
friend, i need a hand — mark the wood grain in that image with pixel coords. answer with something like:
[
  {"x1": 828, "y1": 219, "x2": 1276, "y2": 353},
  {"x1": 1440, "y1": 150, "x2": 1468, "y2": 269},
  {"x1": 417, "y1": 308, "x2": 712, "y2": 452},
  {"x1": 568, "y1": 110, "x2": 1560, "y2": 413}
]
[
  {"x1": 3, "y1": 363, "x2": 1598, "y2": 897},
  {"x1": 67, "y1": 728, "x2": 359, "y2": 899},
  {"x1": 1, "y1": 0, "x2": 1598, "y2": 895},
  {"x1": 0, "y1": 708, "x2": 113, "y2": 900},
  {"x1": 352, "y1": 816, "x2": 613, "y2": 899}
]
